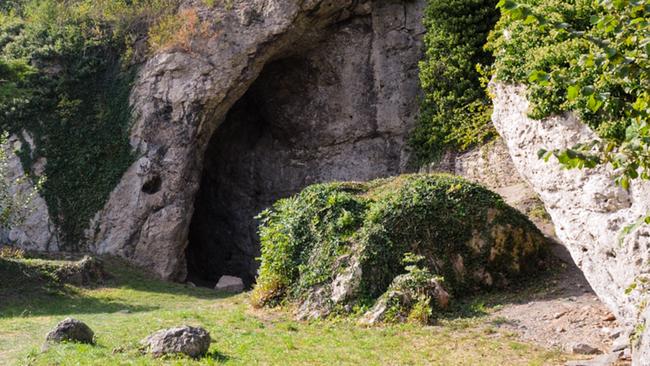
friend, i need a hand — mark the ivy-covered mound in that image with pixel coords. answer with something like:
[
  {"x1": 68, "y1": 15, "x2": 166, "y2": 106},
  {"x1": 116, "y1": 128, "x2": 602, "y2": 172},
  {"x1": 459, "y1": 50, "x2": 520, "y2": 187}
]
[{"x1": 252, "y1": 174, "x2": 549, "y2": 324}]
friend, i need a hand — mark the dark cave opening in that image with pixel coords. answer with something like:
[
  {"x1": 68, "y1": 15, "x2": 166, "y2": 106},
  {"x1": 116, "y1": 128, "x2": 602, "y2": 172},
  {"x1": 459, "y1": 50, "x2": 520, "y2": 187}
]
[{"x1": 184, "y1": 15, "x2": 413, "y2": 288}]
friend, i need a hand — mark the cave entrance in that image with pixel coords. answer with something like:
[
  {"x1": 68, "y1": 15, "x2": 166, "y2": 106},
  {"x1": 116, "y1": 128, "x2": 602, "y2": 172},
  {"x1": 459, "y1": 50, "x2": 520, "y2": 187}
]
[{"x1": 184, "y1": 16, "x2": 413, "y2": 288}]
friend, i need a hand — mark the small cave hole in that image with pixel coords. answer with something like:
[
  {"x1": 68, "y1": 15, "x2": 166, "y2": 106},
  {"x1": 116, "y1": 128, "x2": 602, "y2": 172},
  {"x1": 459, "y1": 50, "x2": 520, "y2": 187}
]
[{"x1": 142, "y1": 175, "x2": 162, "y2": 194}]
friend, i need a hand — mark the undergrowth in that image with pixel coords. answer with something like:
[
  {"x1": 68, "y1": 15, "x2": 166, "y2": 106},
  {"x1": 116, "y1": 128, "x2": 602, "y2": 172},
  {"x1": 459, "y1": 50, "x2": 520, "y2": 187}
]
[{"x1": 253, "y1": 174, "x2": 547, "y2": 318}]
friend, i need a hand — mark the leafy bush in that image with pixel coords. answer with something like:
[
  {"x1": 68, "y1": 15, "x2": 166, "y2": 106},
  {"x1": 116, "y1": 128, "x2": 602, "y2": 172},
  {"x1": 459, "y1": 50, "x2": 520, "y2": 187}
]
[
  {"x1": 253, "y1": 174, "x2": 548, "y2": 321},
  {"x1": 412, "y1": 0, "x2": 500, "y2": 163},
  {"x1": 489, "y1": 0, "x2": 649, "y2": 187}
]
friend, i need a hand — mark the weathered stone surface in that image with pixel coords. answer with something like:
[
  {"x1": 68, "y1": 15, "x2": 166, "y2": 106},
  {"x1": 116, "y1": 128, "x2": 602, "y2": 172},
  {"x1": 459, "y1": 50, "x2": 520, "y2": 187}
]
[
  {"x1": 422, "y1": 138, "x2": 558, "y2": 241},
  {"x1": 358, "y1": 276, "x2": 449, "y2": 325},
  {"x1": 214, "y1": 275, "x2": 244, "y2": 293},
  {"x1": 491, "y1": 83, "x2": 650, "y2": 364},
  {"x1": 45, "y1": 318, "x2": 94, "y2": 344},
  {"x1": 88, "y1": 0, "x2": 425, "y2": 283},
  {"x1": 141, "y1": 326, "x2": 211, "y2": 358},
  {"x1": 0, "y1": 134, "x2": 58, "y2": 252},
  {"x1": 55, "y1": 256, "x2": 108, "y2": 286},
  {"x1": 570, "y1": 343, "x2": 602, "y2": 355}
]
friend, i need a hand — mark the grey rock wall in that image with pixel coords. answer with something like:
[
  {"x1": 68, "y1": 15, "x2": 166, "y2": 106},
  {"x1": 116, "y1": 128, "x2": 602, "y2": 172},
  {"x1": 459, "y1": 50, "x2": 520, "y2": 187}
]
[
  {"x1": 0, "y1": 133, "x2": 58, "y2": 251},
  {"x1": 88, "y1": 0, "x2": 425, "y2": 281},
  {"x1": 491, "y1": 83, "x2": 650, "y2": 363}
]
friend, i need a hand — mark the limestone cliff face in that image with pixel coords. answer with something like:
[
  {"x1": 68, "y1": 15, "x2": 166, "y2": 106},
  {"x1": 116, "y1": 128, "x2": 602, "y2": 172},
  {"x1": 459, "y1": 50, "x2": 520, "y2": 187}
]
[
  {"x1": 491, "y1": 83, "x2": 650, "y2": 362},
  {"x1": 86, "y1": 0, "x2": 425, "y2": 282},
  {"x1": 0, "y1": 134, "x2": 58, "y2": 251}
]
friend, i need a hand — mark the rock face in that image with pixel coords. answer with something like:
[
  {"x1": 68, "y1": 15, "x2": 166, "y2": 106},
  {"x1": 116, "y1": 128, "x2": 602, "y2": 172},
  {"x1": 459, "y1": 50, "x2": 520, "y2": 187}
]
[
  {"x1": 0, "y1": 134, "x2": 58, "y2": 252},
  {"x1": 422, "y1": 139, "x2": 557, "y2": 241},
  {"x1": 141, "y1": 326, "x2": 211, "y2": 358},
  {"x1": 88, "y1": 0, "x2": 425, "y2": 284},
  {"x1": 45, "y1": 318, "x2": 94, "y2": 344},
  {"x1": 491, "y1": 83, "x2": 650, "y2": 360}
]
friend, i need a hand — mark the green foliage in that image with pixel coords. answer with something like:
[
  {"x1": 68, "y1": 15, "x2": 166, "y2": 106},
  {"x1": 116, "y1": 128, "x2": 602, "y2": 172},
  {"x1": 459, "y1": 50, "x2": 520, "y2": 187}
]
[
  {"x1": 490, "y1": 0, "x2": 650, "y2": 185},
  {"x1": 253, "y1": 174, "x2": 546, "y2": 314},
  {"x1": 412, "y1": 0, "x2": 500, "y2": 163},
  {"x1": 0, "y1": 0, "x2": 180, "y2": 248}
]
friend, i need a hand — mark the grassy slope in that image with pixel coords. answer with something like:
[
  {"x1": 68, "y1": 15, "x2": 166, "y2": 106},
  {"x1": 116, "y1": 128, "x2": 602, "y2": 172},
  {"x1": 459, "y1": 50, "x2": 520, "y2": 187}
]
[{"x1": 0, "y1": 257, "x2": 573, "y2": 365}]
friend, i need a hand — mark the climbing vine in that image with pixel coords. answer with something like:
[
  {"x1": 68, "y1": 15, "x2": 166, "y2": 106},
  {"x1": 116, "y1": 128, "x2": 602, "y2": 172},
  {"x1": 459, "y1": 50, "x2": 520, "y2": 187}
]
[
  {"x1": 412, "y1": 0, "x2": 500, "y2": 163},
  {"x1": 0, "y1": 0, "x2": 181, "y2": 248}
]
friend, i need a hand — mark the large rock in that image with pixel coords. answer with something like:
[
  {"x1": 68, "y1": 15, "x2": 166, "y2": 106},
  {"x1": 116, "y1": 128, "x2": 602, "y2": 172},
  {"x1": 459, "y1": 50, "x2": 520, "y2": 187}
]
[
  {"x1": 214, "y1": 275, "x2": 244, "y2": 293},
  {"x1": 491, "y1": 83, "x2": 650, "y2": 364},
  {"x1": 87, "y1": 0, "x2": 426, "y2": 283},
  {"x1": 45, "y1": 318, "x2": 94, "y2": 344},
  {"x1": 141, "y1": 326, "x2": 211, "y2": 358}
]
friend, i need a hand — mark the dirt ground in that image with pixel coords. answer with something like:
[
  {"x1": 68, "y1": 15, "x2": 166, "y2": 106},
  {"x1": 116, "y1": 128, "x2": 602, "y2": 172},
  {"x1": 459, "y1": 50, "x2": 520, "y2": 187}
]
[{"x1": 489, "y1": 244, "x2": 632, "y2": 366}]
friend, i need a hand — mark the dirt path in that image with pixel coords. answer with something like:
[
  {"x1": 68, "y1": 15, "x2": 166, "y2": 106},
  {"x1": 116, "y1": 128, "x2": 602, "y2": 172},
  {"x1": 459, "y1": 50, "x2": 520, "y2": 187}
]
[{"x1": 489, "y1": 244, "x2": 631, "y2": 366}]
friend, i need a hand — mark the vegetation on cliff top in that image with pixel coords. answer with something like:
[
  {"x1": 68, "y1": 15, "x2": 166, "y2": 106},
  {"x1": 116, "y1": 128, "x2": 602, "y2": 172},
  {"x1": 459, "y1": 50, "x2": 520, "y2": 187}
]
[
  {"x1": 252, "y1": 174, "x2": 547, "y2": 323},
  {"x1": 490, "y1": 0, "x2": 649, "y2": 187}
]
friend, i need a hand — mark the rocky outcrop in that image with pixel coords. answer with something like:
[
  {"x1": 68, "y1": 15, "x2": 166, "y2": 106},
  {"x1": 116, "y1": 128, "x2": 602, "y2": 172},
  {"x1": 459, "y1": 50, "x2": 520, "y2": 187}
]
[
  {"x1": 491, "y1": 83, "x2": 650, "y2": 361},
  {"x1": 0, "y1": 134, "x2": 58, "y2": 251},
  {"x1": 253, "y1": 175, "x2": 549, "y2": 322},
  {"x1": 88, "y1": 0, "x2": 425, "y2": 282}
]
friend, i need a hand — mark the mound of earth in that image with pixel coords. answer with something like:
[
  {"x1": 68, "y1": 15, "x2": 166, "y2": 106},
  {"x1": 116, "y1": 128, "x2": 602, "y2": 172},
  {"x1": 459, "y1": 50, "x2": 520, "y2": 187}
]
[{"x1": 251, "y1": 174, "x2": 549, "y2": 322}]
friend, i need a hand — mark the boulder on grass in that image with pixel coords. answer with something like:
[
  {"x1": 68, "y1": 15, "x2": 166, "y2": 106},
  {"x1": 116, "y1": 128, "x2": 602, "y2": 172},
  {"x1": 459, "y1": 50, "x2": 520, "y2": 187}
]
[
  {"x1": 141, "y1": 326, "x2": 210, "y2": 358},
  {"x1": 45, "y1": 318, "x2": 94, "y2": 344},
  {"x1": 215, "y1": 275, "x2": 244, "y2": 293}
]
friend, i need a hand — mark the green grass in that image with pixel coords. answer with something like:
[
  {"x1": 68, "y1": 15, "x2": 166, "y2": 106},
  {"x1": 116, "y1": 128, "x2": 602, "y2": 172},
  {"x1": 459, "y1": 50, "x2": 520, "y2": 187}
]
[{"x1": 0, "y1": 257, "x2": 573, "y2": 365}]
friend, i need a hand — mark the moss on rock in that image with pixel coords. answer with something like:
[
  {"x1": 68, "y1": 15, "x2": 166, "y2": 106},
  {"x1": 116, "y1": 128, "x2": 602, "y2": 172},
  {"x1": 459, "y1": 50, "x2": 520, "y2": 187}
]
[{"x1": 252, "y1": 174, "x2": 549, "y2": 323}]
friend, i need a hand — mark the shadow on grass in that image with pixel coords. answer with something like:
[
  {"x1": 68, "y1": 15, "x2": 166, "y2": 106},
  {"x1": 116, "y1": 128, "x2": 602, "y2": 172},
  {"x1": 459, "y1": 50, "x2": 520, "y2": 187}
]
[
  {"x1": 0, "y1": 256, "x2": 242, "y2": 318},
  {"x1": 203, "y1": 350, "x2": 230, "y2": 363},
  {"x1": 0, "y1": 285, "x2": 159, "y2": 318}
]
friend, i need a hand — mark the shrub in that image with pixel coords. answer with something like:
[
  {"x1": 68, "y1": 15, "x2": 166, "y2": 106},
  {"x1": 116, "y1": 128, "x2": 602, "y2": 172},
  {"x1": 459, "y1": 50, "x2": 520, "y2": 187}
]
[
  {"x1": 412, "y1": 0, "x2": 500, "y2": 163},
  {"x1": 253, "y1": 174, "x2": 548, "y2": 322},
  {"x1": 489, "y1": 0, "x2": 649, "y2": 187},
  {"x1": 148, "y1": 7, "x2": 211, "y2": 52}
]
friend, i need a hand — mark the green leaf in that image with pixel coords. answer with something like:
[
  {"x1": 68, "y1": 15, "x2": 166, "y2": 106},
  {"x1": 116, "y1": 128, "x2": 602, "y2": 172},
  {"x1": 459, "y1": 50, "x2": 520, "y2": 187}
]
[{"x1": 567, "y1": 85, "x2": 579, "y2": 101}]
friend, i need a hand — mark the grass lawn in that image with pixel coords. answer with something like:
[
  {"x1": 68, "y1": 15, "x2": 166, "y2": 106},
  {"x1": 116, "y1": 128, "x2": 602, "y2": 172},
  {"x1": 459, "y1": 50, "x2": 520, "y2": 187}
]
[{"x1": 0, "y1": 256, "x2": 574, "y2": 365}]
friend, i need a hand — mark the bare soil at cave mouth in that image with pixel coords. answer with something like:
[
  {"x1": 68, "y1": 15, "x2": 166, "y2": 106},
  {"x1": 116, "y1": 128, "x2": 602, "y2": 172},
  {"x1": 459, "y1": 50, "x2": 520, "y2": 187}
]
[{"x1": 488, "y1": 243, "x2": 630, "y2": 365}]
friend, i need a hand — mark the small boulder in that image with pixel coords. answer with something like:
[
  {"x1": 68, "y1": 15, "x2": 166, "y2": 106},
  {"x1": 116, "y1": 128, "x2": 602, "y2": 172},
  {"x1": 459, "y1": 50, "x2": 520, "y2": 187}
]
[
  {"x1": 215, "y1": 275, "x2": 244, "y2": 293},
  {"x1": 45, "y1": 318, "x2": 94, "y2": 344},
  {"x1": 570, "y1": 343, "x2": 602, "y2": 355},
  {"x1": 141, "y1": 326, "x2": 211, "y2": 358}
]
